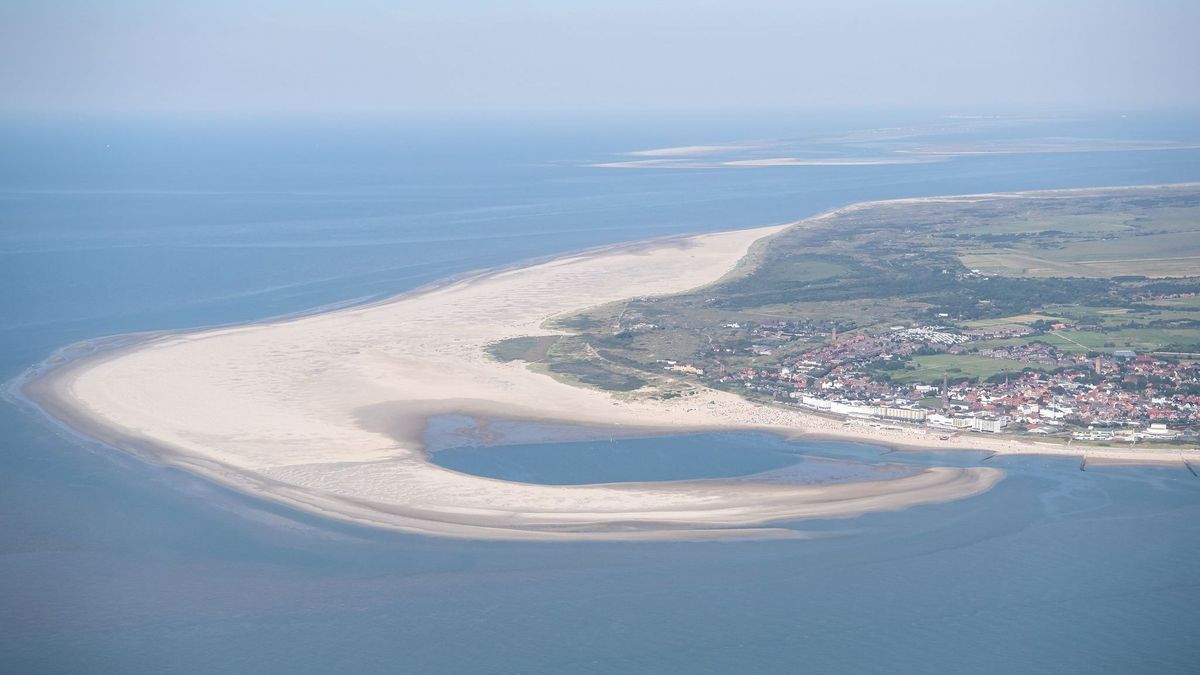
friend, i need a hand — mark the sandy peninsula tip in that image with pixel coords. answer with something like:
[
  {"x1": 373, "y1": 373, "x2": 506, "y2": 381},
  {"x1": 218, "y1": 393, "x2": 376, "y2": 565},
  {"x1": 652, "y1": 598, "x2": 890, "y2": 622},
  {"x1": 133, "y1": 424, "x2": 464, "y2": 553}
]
[{"x1": 23, "y1": 219, "x2": 1016, "y2": 541}]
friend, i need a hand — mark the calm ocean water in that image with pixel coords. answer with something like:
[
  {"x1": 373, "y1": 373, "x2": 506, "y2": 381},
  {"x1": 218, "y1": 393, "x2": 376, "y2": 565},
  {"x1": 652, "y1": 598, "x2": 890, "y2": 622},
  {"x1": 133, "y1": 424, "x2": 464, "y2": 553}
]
[{"x1": 2, "y1": 112, "x2": 1199, "y2": 673}]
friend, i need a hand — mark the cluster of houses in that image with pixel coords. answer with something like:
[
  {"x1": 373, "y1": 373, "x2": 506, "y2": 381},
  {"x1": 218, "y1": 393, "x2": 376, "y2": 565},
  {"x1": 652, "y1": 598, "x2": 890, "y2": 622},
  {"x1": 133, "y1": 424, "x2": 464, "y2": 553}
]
[{"x1": 708, "y1": 323, "x2": 1199, "y2": 442}]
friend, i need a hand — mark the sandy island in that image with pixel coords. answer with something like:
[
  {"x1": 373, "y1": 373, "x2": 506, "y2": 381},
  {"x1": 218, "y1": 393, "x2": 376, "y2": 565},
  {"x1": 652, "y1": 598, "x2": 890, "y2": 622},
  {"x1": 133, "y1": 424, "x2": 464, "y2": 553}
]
[{"x1": 22, "y1": 193, "x2": 1198, "y2": 540}]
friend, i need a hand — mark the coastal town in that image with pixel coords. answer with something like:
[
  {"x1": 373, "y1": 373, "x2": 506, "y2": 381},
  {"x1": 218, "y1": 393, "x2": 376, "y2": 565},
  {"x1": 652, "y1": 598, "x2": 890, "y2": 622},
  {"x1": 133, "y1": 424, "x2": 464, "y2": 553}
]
[{"x1": 658, "y1": 318, "x2": 1200, "y2": 445}]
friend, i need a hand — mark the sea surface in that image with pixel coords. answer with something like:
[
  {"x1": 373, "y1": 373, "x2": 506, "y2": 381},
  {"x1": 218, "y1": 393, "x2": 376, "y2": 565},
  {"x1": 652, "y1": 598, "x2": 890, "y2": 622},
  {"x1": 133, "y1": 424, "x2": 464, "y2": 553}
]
[{"x1": 2, "y1": 111, "x2": 1200, "y2": 673}]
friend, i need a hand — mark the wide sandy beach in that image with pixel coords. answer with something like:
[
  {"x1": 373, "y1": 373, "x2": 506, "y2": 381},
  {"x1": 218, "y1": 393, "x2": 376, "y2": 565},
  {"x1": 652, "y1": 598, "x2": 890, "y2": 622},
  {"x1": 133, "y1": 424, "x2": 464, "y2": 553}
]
[{"x1": 21, "y1": 194, "x2": 1198, "y2": 540}]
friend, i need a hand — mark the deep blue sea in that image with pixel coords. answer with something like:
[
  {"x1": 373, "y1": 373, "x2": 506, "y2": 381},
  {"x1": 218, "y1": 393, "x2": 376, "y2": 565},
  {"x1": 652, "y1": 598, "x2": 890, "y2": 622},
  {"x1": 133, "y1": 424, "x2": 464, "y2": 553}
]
[{"x1": 2, "y1": 111, "x2": 1200, "y2": 673}]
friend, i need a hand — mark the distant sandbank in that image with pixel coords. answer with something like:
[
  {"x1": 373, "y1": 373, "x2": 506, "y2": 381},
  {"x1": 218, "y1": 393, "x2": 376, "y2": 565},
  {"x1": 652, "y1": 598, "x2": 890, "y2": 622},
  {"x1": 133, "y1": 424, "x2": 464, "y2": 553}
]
[{"x1": 21, "y1": 189, "x2": 1197, "y2": 541}]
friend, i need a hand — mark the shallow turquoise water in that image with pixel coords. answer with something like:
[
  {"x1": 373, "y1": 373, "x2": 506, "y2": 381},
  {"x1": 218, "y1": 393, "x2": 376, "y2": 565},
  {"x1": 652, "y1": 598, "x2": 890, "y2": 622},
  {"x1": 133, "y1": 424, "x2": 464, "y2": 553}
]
[
  {"x1": 3, "y1": 112, "x2": 1200, "y2": 673},
  {"x1": 428, "y1": 422, "x2": 917, "y2": 485}
]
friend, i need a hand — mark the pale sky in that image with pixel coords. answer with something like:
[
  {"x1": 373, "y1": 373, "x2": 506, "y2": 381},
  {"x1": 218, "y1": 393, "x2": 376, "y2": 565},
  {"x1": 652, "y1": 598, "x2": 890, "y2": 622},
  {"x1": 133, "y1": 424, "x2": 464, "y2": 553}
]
[{"x1": 1, "y1": 0, "x2": 1197, "y2": 114}]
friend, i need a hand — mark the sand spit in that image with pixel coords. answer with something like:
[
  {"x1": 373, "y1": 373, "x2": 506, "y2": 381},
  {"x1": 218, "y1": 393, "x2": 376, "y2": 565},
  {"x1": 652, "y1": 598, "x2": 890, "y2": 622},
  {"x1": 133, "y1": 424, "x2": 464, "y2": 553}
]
[
  {"x1": 24, "y1": 190, "x2": 1194, "y2": 541},
  {"x1": 591, "y1": 156, "x2": 945, "y2": 169}
]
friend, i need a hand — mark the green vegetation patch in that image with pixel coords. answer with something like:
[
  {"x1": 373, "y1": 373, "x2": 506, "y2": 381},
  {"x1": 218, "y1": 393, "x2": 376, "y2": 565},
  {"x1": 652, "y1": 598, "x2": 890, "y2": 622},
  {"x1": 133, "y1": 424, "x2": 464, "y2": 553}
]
[
  {"x1": 885, "y1": 354, "x2": 1044, "y2": 384},
  {"x1": 546, "y1": 360, "x2": 647, "y2": 391},
  {"x1": 1149, "y1": 295, "x2": 1200, "y2": 310},
  {"x1": 1042, "y1": 327, "x2": 1200, "y2": 354},
  {"x1": 487, "y1": 335, "x2": 561, "y2": 363},
  {"x1": 962, "y1": 313, "x2": 1067, "y2": 328},
  {"x1": 531, "y1": 185, "x2": 1200, "y2": 402}
]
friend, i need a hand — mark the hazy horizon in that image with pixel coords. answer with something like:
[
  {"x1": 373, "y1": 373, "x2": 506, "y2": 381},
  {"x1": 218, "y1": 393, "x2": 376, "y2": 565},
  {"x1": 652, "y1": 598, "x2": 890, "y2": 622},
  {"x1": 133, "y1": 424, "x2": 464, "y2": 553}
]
[{"x1": 2, "y1": 0, "x2": 1197, "y2": 116}]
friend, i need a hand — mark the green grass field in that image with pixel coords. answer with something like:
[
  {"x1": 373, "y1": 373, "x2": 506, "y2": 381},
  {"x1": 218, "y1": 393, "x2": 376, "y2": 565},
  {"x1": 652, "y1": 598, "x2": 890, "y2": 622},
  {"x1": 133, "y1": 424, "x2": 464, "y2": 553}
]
[
  {"x1": 962, "y1": 313, "x2": 1066, "y2": 328},
  {"x1": 889, "y1": 354, "x2": 1040, "y2": 384},
  {"x1": 959, "y1": 228, "x2": 1200, "y2": 278},
  {"x1": 952, "y1": 212, "x2": 1137, "y2": 235},
  {"x1": 952, "y1": 202, "x2": 1200, "y2": 278},
  {"x1": 1148, "y1": 296, "x2": 1200, "y2": 310},
  {"x1": 1043, "y1": 327, "x2": 1200, "y2": 353}
]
